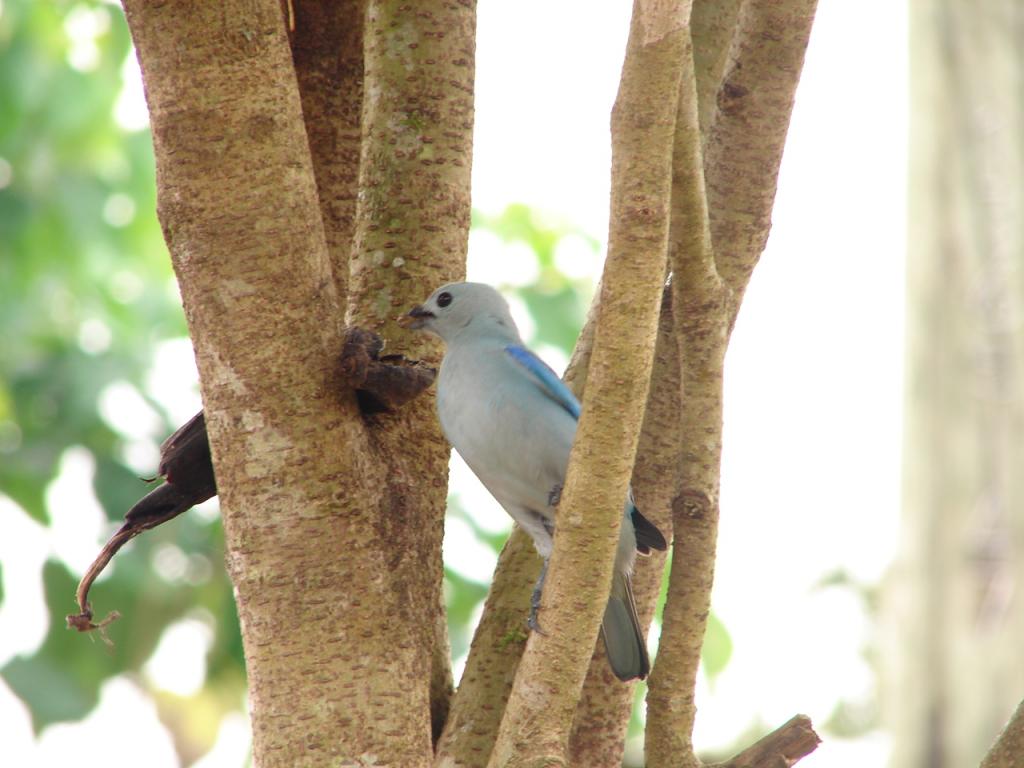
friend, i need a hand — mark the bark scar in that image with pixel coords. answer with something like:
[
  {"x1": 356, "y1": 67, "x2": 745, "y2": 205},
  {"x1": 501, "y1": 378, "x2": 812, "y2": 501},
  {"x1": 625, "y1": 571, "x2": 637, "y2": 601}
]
[
  {"x1": 673, "y1": 489, "x2": 712, "y2": 521},
  {"x1": 338, "y1": 327, "x2": 436, "y2": 414}
]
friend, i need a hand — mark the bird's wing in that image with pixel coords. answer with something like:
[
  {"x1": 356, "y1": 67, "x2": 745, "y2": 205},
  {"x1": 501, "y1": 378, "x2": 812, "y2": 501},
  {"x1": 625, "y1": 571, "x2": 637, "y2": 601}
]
[
  {"x1": 503, "y1": 343, "x2": 667, "y2": 557},
  {"x1": 504, "y1": 344, "x2": 581, "y2": 420}
]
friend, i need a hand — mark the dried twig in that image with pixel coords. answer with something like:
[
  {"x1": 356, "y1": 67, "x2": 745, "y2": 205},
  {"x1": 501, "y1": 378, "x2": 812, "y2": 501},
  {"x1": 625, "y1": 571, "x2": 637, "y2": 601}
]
[{"x1": 709, "y1": 715, "x2": 821, "y2": 768}]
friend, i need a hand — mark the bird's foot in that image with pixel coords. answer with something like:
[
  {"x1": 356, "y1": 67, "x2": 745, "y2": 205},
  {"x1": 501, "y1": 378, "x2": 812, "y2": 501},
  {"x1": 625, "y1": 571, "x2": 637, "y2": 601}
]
[
  {"x1": 527, "y1": 605, "x2": 547, "y2": 636},
  {"x1": 547, "y1": 483, "x2": 563, "y2": 507}
]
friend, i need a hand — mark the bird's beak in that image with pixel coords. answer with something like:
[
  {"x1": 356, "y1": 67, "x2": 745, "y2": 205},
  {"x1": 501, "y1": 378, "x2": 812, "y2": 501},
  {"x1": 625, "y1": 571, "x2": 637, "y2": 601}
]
[{"x1": 398, "y1": 305, "x2": 435, "y2": 330}]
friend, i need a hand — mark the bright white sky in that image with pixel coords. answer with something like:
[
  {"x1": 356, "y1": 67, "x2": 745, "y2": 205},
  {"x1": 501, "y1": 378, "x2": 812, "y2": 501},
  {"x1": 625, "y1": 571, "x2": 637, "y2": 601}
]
[{"x1": 0, "y1": 0, "x2": 906, "y2": 765}]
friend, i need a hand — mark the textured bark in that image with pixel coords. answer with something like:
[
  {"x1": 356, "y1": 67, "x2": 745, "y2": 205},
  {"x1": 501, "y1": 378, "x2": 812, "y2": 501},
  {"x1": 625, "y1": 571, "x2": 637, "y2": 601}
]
[
  {"x1": 702, "y1": 0, "x2": 819, "y2": 301},
  {"x1": 884, "y1": 2, "x2": 1024, "y2": 767},
  {"x1": 485, "y1": 3, "x2": 684, "y2": 766},
  {"x1": 690, "y1": 0, "x2": 743, "y2": 141},
  {"x1": 290, "y1": 0, "x2": 366, "y2": 294},
  {"x1": 708, "y1": 715, "x2": 820, "y2": 768},
  {"x1": 562, "y1": 0, "x2": 735, "y2": 740},
  {"x1": 645, "y1": 23, "x2": 722, "y2": 768},
  {"x1": 434, "y1": 529, "x2": 539, "y2": 768},
  {"x1": 120, "y1": 4, "x2": 367, "y2": 766},
  {"x1": 122, "y1": 0, "x2": 475, "y2": 765},
  {"x1": 437, "y1": 2, "x2": 817, "y2": 765},
  {"x1": 112, "y1": 0, "x2": 817, "y2": 763},
  {"x1": 567, "y1": 290, "x2": 679, "y2": 768},
  {"x1": 345, "y1": 0, "x2": 477, "y2": 745},
  {"x1": 348, "y1": 0, "x2": 475, "y2": 335}
]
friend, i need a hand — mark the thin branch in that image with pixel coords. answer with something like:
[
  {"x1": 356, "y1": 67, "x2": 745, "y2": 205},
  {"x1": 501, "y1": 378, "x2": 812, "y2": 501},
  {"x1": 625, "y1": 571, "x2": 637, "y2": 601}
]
[
  {"x1": 485, "y1": 1, "x2": 685, "y2": 764},
  {"x1": 567, "y1": 288, "x2": 679, "y2": 767},
  {"x1": 667, "y1": 28, "x2": 721, "y2": 301},
  {"x1": 703, "y1": 0, "x2": 819, "y2": 300},
  {"x1": 645, "y1": 18, "x2": 727, "y2": 768},
  {"x1": 559, "y1": 134, "x2": 684, "y2": 768},
  {"x1": 433, "y1": 529, "x2": 539, "y2": 767}
]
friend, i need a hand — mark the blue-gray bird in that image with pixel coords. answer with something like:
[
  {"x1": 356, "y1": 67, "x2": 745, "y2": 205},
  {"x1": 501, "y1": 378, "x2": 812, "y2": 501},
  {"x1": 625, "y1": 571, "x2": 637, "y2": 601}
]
[{"x1": 403, "y1": 281, "x2": 667, "y2": 681}]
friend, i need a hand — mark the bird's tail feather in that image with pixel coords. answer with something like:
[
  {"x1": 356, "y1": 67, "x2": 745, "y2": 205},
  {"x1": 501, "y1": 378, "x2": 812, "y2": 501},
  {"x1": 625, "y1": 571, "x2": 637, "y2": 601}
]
[{"x1": 600, "y1": 571, "x2": 650, "y2": 681}]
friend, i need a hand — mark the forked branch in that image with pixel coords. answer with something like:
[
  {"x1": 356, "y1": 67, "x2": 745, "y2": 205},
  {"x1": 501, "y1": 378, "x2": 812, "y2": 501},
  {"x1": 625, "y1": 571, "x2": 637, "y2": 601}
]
[{"x1": 484, "y1": 1, "x2": 687, "y2": 765}]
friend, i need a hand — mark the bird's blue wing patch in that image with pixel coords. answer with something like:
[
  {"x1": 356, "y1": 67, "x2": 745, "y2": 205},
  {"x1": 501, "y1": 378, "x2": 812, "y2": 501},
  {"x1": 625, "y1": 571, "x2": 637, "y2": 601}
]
[{"x1": 505, "y1": 345, "x2": 581, "y2": 420}]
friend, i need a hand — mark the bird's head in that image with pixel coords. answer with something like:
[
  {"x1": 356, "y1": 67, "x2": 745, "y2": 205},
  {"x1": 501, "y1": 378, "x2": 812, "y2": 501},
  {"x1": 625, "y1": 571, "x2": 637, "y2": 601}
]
[{"x1": 400, "y1": 282, "x2": 520, "y2": 344}]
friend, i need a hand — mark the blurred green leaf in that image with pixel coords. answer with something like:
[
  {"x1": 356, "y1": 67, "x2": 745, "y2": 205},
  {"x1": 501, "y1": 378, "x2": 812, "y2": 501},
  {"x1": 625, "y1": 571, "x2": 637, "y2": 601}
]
[
  {"x1": 444, "y1": 569, "x2": 490, "y2": 661},
  {"x1": 822, "y1": 696, "x2": 877, "y2": 738},
  {"x1": 0, "y1": 0, "x2": 243, "y2": 745},
  {"x1": 4, "y1": 561, "x2": 114, "y2": 728},
  {"x1": 701, "y1": 610, "x2": 733, "y2": 682},
  {"x1": 473, "y1": 204, "x2": 596, "y2": 354}
]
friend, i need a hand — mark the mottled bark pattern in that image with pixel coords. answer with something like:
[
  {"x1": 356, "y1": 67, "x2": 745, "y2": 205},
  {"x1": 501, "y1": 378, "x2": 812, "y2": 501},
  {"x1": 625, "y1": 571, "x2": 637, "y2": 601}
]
[
  {"x1": 119, "y1": 2, "x2": 393, "y2": 765},
  {"x1": 982, "y1": 701, "x2": 1024, "y2": 768},
  {"x1": 701, "y1": 0, "x2": 819, "y2": 299},
  {"x1": 690, "y1": 0, "x2": 743, "y2": 141},
  {"x1": 567, "y1": 292, "x2": 679, "y2": 768},
  {"x1": 432, "y1": 1, "x2": 818, "y2": 765},
  {"x1": 122, "y1": 0, "x2": 474, "y2": 765},
  {"x1": 348, "y1": 0, "x2": 475, "y2": 338},
  {"x1": 434, "y1": 529, "x2": 538, "y2": 767},
  {"x1": 290, "y1": 0, "x2": 366, "y2": 296},
  {"x1": 343, "y1": 0, "x2": 478, "y2": 750},
  {"x1": 120, "y1": 0, "x2": 821, "y2": 762}
]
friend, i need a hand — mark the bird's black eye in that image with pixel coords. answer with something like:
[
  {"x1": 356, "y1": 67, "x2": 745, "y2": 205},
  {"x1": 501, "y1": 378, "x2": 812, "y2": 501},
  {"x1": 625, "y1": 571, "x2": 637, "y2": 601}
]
[{"x1": 436, "y1": 291, "x2": 453, "y2": 308}]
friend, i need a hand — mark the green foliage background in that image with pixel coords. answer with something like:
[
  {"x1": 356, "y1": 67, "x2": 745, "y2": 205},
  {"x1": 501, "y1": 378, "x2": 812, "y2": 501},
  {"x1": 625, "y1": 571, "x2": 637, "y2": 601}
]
[{"x1": 0, "y1": 2, "x2": 731, "y2": 764}]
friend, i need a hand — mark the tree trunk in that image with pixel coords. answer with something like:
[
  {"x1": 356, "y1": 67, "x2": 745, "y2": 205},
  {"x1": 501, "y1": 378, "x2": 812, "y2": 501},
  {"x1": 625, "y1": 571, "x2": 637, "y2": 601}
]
[
  {"x1": 121, "y1": 1, "x2": 474, "y2": 765},
  {"x1": 885, "y1": 2, "x2": 1024, "y2": 767}
]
